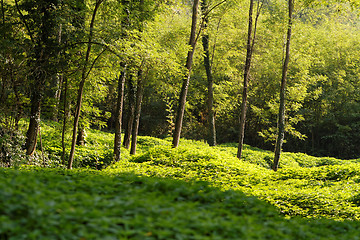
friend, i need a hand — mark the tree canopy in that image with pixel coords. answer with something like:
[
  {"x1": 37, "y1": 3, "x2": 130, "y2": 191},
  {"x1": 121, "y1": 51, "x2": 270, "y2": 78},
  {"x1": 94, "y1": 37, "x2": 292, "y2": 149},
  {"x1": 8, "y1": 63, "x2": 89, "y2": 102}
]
[{"x1": 1, "y1": 0, "x2": 360, "y2": 169}]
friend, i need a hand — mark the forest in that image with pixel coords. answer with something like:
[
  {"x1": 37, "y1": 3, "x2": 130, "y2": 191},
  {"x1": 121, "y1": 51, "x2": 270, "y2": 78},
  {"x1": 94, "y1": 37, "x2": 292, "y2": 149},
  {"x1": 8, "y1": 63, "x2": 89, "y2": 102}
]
[{"x1": 1, "y1": 0, "x2": 360, "y2": 238}]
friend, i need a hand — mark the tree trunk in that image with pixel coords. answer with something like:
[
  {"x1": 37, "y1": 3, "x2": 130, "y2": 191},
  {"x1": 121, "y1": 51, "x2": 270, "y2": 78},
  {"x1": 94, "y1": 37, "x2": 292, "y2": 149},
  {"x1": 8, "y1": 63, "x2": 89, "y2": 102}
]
[
  {"x1": 114, "y1": 64, "x2": 127, "y2": 162},
  {"x1": 201, "y1": 0, "x2": 216, "y2": 147},
  {"x1": 273, "y1": 0, "x2": 293, "y2": 171},
  {"x1": 76, "y1": 127, "x2": 86, "y2": 146},
  {"x1": 130, "y1": 70, "x2": 144, "y2": 155},
  {"x1": 25, "y1": 2, "x2": 52, "y2": 156},
  {"x1": 68, "y1": 0, "x2": 103, "y2": 169},
  {"x1": 123, "y1": 75, "x2": 135, "y2": 149},
  {"x1": 237, "y1": 0, "x2": 254, "y2": 159},
  {"x1": 119, "y1": 0, "x2": 133, "y2": 149},
  {"x1": 172, "y1": 0, "x2": 200, "y2": 148},
  {"x1": 12, "y1": 76, "x2": 23, "y2": 130},
  {"x1": 52, "y1": 24, "x2": 63, "y2": 122},
  {"x1": 52, "y1": 74, "x2": 63, "y2": 122},
  {"x1": 61, "y1": 77, "x2": 68, "y2": 165},
  {"x1": 25, "y1": 89, "x2": 42, "y2": 155}
]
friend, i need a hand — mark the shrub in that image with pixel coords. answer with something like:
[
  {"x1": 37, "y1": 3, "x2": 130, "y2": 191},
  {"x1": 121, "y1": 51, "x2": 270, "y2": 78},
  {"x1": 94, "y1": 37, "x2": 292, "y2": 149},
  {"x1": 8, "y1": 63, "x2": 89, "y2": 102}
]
[{"x1": 0, "y1": 126, "x2": 26, "y2": 168}]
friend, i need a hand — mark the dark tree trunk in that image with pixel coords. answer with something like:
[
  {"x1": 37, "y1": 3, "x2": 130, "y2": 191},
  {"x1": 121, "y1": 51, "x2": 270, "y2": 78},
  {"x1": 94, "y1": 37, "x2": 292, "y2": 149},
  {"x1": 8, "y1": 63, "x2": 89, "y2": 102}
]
[
  {"x1": 61, "y1": 77, "x2": 68, "y2": 165},
  {"x1": 123, "y1": 75, "x2": 135, "y2": 149},
  {"x1": 119, "y1": 0, "x2": 133, "y2": 149},
  {"x1": 237, "y1": 0, "x2": 254, "y2": 159},
  {"x1": 114, "y1": 64, "x2": 127, "y2": 162},
  {"x1": 201, "y1": 0, "x2": 216, "y2": 147},
  {"x1": 172, "y1": 0, "x2": 200, "y2": 148},
  {"x1": 25, "y1": 2, "x2": 52, "y2": 156},
  {"x1": 25, "y1": 89, "x2": 42, "y2": 155},
  {"x1": 273, "y1": 0, "x2": 293, "y2": 171},
  {"x1": 126, "y1": 0, "x2": 146, "y2": 154},
  {"x1": 130, "y1": 70, "x2": 144, "y2": 155},
  {"x1": 68, "y1": 0, "x2": 103, "y2": 169}
]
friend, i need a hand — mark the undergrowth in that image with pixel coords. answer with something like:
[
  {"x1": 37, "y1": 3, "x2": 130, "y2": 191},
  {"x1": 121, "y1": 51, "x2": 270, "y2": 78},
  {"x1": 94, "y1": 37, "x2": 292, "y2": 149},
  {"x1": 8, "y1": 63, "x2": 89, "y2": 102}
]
[
  {"x1": 2, "y1": 123, "x2": 360, "y2": 239},
  {"x1": 107, "y1": 141, "x2": 360, "y2": 221},
  {"x1": 1, "y1": 167, "x2": 360, "y2": 239}
]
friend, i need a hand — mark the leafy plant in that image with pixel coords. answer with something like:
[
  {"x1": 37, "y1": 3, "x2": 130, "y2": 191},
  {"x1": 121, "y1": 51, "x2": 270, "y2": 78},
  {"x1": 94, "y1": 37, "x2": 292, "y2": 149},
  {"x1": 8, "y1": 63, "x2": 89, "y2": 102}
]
[{"x1": 0, "y1": 126, "x2": 26, "y2": 168}]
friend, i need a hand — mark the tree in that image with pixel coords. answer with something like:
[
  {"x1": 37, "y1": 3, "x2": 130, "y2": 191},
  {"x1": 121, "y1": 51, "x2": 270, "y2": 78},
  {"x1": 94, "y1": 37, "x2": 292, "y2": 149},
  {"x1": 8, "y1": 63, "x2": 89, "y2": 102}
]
[
  {"x1": 113, "y1": 0, "x2": 131, "y2": 161},
  {"x1": 172, "y1": 0, "x2": 200, "y2": 148},
  {"x1": 201, "y1": 0, "x2": 216, "y2": 146},
  {"x1": 273, "y1": 0, "x2": 294, "y2": 171},
  {"x1": 0, "y1": 0, "x2": 28, "y2": 131},
  {"x1": 16, "y1": 0, "x2": 61, "y2": 155},
  {"x1": 68, "y1": 0, "x2": 105, "y2": 169},
  {"x1": 123, "y1": 75, "x2": 135, "y2": 149},
  {"x1": 130, "y1": 67, "x2": 145, "y2": 155},
  {"x1": 237, "y1": 0, "x2": 263, "y2": 159},
  {"x1": 114, "y1": 64, "x2": 126, "y2": 161}
]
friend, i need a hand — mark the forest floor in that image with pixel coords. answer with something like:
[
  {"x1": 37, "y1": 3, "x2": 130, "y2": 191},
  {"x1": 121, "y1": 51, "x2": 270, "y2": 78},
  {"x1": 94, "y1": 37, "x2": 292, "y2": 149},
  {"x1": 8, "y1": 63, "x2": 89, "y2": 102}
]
[{"x1": 1, "y1": 122, "x2": 360, "y2": 239}]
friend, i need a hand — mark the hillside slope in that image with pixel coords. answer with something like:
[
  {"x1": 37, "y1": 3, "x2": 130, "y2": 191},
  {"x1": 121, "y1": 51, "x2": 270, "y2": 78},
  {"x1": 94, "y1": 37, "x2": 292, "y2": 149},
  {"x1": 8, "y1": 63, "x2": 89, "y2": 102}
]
[{"x1": 2, "y1": 125, "x2": 360, "y2": 239}]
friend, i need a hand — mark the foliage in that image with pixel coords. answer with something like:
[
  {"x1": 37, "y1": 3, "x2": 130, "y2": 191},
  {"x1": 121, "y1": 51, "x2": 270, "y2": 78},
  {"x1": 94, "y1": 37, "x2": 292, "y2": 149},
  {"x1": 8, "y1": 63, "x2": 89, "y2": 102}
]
[
  {"x1": 1, "y1": 152, "x2": 360, "y2": 238},
  {"x1": 0, "y1": 126, "x2": 26, "y2": 168},
  {"x1": 2, "y1": 0, "x2": 360, "y2": 159},
  {"x1": 2, "y1": 124, "x2": 360, "y2": 238},
  {"x1": 0, "y1": 166, "x2": 358, "y2": 239},
  {"x1": 104, "y1": 135, "x2": 360, "y2": 221}
]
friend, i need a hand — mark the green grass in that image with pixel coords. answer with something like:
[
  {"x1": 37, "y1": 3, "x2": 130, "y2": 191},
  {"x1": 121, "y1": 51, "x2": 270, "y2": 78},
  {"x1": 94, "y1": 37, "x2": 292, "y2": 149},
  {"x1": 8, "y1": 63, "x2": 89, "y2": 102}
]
[{"x1": 2, "y1": 124, "x2": 360, "y2": 239}]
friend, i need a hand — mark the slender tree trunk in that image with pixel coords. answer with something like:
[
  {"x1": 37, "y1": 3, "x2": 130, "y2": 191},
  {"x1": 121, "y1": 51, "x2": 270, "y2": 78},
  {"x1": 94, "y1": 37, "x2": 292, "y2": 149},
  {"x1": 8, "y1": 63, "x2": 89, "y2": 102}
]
[
  {"x1": 273, "y1": 0, "x2": 293, "y2": 171},
  {"x1": 68, "y1": 79, "x2": 85, "y2": 168},
  {"x1": 68, "y1": 0, "x2": 103, "y2": 169},
  {"x1": 130, "y1": 70, "x2": 144, "y2": 155},
  {"x1": 172, "y1": 0, "x2": 200, "y2": 148},
  {"x1": 38, "y1": 125, "x2": 46, "y2": 167},
  {"x1": 61, "y1": 77, "x2": 68, "y2": 165},
  {"x1": 201, "y1": 0, "x2": 216, "y2": 147},
  {"x1": 12, "y1": 75, "x2": 22, "y2": 130},
  {"x1": 123, "y1": 75, "x2": 135, "y2": 149},
  {"x1": 119, "y1": 0, "x2": 133, "y2": 149},
  {"x1": 53, "y1": 74, "x2": 63, "y2": 121},
  {"x1": 237, "y1": 0, "x2": 254, "y2": 159},
  {"x1": 114, "y1": 64, "x2": 127, "y2": 161},
  {"x1": 52, "y1": 24, "x2": 63, "y2": 121}
]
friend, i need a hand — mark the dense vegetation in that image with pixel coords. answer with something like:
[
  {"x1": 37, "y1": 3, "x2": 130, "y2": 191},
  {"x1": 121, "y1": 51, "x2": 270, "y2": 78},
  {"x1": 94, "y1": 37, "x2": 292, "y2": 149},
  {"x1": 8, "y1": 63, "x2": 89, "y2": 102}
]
[
  {"x1": 1, "y1": 125, "x2": 360, "y2": 239},
  {"x1": 1, "y1": 0, "x2": 360, "y2": 165},
  {"x1": 1, "y1": 0, "x2": 360, "y2": 238}
]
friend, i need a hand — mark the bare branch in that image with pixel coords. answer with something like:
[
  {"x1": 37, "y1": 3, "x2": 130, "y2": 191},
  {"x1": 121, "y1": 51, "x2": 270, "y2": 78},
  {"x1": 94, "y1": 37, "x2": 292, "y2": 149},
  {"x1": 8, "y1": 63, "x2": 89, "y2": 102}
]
[{"x1": 85, "y1": 48, "x2": 108, "y2": 80}]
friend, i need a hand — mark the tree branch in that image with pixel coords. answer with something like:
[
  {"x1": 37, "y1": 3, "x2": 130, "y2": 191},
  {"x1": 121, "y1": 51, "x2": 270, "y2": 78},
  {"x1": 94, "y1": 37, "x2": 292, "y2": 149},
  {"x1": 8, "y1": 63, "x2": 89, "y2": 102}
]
[
  {"x1": 195, "y1": 0, "x2": 229, "y2": 47},
  {"x1": 85, "y1": 47, "x2": 107, "y2": 80},
  {"x1": 251, "y1": 0, "x2": 264, "y2": 53},
  {"x1": 63, "y1": 41, "x2": 123, "y2": 58}
]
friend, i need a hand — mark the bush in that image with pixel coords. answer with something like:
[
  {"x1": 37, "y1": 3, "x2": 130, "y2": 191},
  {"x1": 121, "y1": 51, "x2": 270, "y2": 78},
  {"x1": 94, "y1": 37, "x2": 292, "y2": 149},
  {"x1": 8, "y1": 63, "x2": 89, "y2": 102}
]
[
  {"x1": 76, "y1": 148, "x2": 114, "y2": 170},
  {"x1": 0, "y1": 126, "x2": 26, "y2": 168}
]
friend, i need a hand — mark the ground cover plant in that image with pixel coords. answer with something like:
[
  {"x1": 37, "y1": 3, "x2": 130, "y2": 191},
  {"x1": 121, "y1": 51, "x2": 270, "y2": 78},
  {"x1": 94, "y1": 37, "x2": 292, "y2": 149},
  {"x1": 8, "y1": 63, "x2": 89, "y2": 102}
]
[
  {"x1": 2, "y1": 167, "x2": 360, "y2": 240},
  {"x1": 2, "y1": 126, "x2": 360, "y2": 239},
  {"x1": 108, "y1": 138, "x2": 360, "y2": 221}
]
